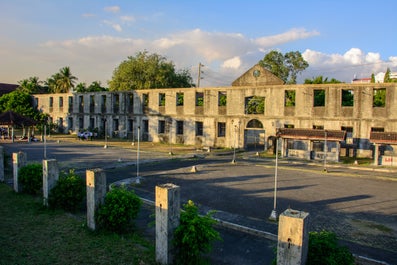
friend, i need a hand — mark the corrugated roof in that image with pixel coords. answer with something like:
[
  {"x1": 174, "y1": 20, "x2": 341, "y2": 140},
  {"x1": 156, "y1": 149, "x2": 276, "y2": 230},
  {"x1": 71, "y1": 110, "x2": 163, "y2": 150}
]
[
  {"x1": 278, "y1": 128, "x2": 346, "y2": 141},
  {"x1": 370, "y1": 132, "x2": 397, "y2": 144},
  {"x1": 0, "y1": 111, "x2": 37, "y2": 126}
]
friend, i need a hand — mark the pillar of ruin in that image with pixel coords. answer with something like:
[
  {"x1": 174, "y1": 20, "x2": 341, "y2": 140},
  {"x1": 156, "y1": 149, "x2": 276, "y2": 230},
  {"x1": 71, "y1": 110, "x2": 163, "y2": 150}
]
[
  {"x1": 42, "y1": 159, "x2": 59, "y2": 206},
  {"x1": 12, "y1": 152, "x2": 27, "y2": 193},
  {"x1": 277, "y1": 208, "x2": 309, "y2": 265},
  {"x1": 86, "y1": 168, "x2": 107, "y2": 230},
  {"x1": 155, "y1": 183, "x2": 180, "y2": 265}
]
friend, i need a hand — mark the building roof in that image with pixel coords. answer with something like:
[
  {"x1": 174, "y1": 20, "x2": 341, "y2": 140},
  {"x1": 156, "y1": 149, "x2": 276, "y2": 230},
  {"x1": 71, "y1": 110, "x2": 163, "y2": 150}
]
[
  {"x1": 0, "y1": 110, "x2": 37, "y2": 127},
  {"x1": 0, "y1": 83, "x2": 18, "y2": 96},
  {"x1": 370, "y1": 132, "x2": 397, "y2": 144},
  {"x1": 278, "y1": 128, "x2": 346, "y2": 141},
  {"x1": 232, "y1": 64, "x2": 284, "y2": 86}
]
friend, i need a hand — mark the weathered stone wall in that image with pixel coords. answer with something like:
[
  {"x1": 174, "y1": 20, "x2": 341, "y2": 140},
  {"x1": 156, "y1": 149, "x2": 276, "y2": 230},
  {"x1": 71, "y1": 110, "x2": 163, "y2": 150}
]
[{"x1": 34, "y1": 82, "x2": 397, "y2": 158}]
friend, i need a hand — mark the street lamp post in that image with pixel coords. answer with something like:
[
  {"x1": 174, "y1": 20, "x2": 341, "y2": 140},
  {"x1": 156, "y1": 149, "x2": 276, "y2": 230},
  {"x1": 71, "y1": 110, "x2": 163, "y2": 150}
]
[
  {"x1": 269, "y1": 132, "x2": 280, "y2": 221},
  {"x1": 103, "y1": 118, "x2": 108, "y2": 149},
  {"x1": 168, "y1": 118, "x2": 173, "y2": 155},
  {"x1": 136, "y1": 126, "x2": 141, "y2": 184},
  {"x1": 44, "y1": 120, "x2": 47, "y2": 159},
  {"x1": 231, "y1": 124, "x2": 237, "y2": 164}
]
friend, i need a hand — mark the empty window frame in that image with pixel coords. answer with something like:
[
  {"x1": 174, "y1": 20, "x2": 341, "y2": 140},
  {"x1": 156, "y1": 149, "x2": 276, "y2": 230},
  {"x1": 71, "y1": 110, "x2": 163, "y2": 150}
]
[
  {"x1": 176, "y1": 92, "x2": 184, "y2": 106},
  {"x1": 313, "y1": 89, "x2": 325, "y2": 107},
  {"x1": 284, "y1": 90, "x2": 296, "y2": 107},
  {"x1": 176, "y1": 120, "x2": 184, "y2": 135},
  {"x1": 341, "y1": 89, "x2": 354, "y2": 106},
  {"x1": 59, "y1": 97, "x2": 64, "y2": 108},
  {"x1": 217, "y1": 122, "x2": 226, "y2": 137},
  {"x1": 196, "y1": 121, "x2": 203, "y2": 136},
  {"x1": 373, "y1": 88, "x2": 386, "y2": 107},
  {"x1": 159, "y1": 93, "x2": 166, "y2": 106},
  {"x1": 158, "y1": 120, "x2": 166, "y2": 134},
  {"x1": 218, "y1": 91, "x2": 227, "y2": 106},
  {"x1": 245, "y1": 96, "x2": 265, "y2": 114},
  {"x1": 196, "y1": 92, "x2": 204, "y2": 106}
]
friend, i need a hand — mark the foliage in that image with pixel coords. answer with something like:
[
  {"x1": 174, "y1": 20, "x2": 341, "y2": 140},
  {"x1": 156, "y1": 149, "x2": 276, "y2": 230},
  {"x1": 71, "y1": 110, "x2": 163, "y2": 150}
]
[
  {"x1": 18, "y1": 163, "x2": 43, "y2": 195},
  {"x1": 108, "y1": 51, "x2": 194, "y2": 91},
  {"x1": 17, "y1": 76, "x2": 48, "y2": 94},
  {"x1": 0, "y1": 90, "x2": 39, "y2": 119},
  {"x1": 384, "y1": 68, "x2": 391, "y2": 83},
  {"x1": 304, "y1": 76, "x2": 342, "y2": 84},
  {"x1": 75, "y1": 81, "x2": 108, "y2": 92},
  {"x1": 373, "y1": 88, "x2": 386, "y2": 107},
  {"x1": 48, "y1": 169, "x2": 85, "y2": 212},
  {"x1": 285, "y1": 90, "x2": 296, "y2": 107},
  {"x1": 245, "y1": 96, "x2": 265, "y2": 114},
  {"x1": 307, "y1": 230, "x2": 354, "y2": 265},
  {"x1": 177, "y1": 93, "x2": 184, "y2": 106},
  {"x1": 173, "y1": 200, "x2": 221, "y2": 265},
  {"x1": 46, "y1": 66, "x2": 78, "y2": 93},
  {"x1": 218, "y1": 92, "x2": 227, "y2": 106},
  {"x1": 341, "y1": 90, "x2": 354, "y2": 106},
  {"x1": 259, "y1": 50, "x2": 308, "y2": 84},
  {"x1": 314, "y1": 90, "x2": 325, "y2": 106},
  {"x1": 95, "y1": 186, "x2": 142, "y2": 233}
]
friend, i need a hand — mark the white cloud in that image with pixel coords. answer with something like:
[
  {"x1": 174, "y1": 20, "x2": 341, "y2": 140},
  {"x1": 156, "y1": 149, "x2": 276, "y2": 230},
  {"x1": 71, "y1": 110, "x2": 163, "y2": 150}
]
[
  {"x1": 222, "y1": 56, "x2": 241, "y2": 69},
  {"x1": 104, "y1": 6, "x2": 120, "y2": 13},
  {"x1": 121, "y1": 16, "x2": 135, "y2": 22},
  {"x1": 255, "y1": 28, "x2": 320, "y2": 47},
  {"x1": 103, "y1": 20, "x2": 122, "y2": 32}
]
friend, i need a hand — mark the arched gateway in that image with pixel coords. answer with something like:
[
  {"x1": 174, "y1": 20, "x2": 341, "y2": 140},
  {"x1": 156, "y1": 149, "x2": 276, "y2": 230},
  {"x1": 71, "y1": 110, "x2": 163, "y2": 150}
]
[{"x1": 244, "y1": 119, "x2": 265, "y2": 151}]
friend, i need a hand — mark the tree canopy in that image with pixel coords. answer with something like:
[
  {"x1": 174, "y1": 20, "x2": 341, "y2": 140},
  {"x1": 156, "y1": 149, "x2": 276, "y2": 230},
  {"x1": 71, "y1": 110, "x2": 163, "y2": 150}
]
[
  {"x1": 259, "y1": 50, "x2": 309, "y2": 84},
  {"x1": 108, "y1": 51, "x2": 194, "y2": 91},
  {"x1": 46, "y1": 66, "x2": 78, "y2": 93},
  {"x1": 304, "y1": 76, "x2": 342, "y2": 84},
  {"x1": 75, "y1": 81, "x2": 108, "y2": 93}
]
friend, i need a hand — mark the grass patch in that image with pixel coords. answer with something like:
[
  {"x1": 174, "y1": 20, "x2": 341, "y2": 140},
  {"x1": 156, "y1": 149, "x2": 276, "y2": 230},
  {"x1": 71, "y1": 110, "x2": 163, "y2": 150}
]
[{"x1": 0, "y1": 184, "x2": 156, "y2": 265}]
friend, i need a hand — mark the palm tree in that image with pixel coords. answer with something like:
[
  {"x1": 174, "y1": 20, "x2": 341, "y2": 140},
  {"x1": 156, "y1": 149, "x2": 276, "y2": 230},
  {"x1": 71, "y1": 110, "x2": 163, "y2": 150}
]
[
  {"x1": 17, "y1": 76, "x2": 43, "y2": 94},
  {"x1": 56, "y1": 67, "x2": 78, "y2": 93}
]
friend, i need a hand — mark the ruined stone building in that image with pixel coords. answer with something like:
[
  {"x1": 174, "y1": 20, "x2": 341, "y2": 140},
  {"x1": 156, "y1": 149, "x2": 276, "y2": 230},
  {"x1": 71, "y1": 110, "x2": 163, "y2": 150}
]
[{"x1": 33, "y1": 64, "x2": 397, "y2": 165}]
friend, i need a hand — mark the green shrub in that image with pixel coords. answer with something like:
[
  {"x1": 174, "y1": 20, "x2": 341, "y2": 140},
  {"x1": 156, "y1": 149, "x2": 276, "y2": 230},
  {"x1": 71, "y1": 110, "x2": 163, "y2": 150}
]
[
  {"x1": 173, "y1": 200, "x2": 221, "y2": 265},
  {"x1": 18, "y1": 163, "x2": 43, "y2": 195},
  {"x1": 48, "y1": 169, "x2": 85, "y2": 212},
  {"x1": 307, "y1": 230, "x2": 354, "y2": 265},
  {"x1": 95, "y1": 186, "x2": 142, "y2": 233}
]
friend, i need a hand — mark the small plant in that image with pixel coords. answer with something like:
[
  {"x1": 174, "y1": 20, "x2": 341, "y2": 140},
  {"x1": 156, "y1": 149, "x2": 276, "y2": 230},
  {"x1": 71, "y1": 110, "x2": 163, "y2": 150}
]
[
  {"x1": 173, "y1": 200, "x2": 221, "y2": 265},
  {"x1": 18, "y1": 163, "x2": 43, "y2": 195},
  {"x1": 95, "y1": 186, "x2": 142, "y2": 233},
  {"x1": 48, "y1": 169, "x2": 85, "y2": 212},
  {"x1": 307, "y1": 230, "x2": 354, "y2": 265}
]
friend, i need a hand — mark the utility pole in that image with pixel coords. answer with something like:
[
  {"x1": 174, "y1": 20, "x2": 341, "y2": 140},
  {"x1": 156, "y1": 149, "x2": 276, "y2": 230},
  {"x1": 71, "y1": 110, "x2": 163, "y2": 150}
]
[{"x1": 197, "y1": 63, "x2": 204, "y2": 87}]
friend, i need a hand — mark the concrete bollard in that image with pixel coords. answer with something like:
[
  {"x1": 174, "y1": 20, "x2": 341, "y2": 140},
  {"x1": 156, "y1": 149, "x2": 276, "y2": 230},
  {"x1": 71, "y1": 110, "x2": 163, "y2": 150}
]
[
  {"x1": 155, "y1": 183, "x2": 180, "y2": 265},
  {"x1": 42, "y1": 159, "x2": 59, "y2": 206},
  {"x1": 190, "y1": 166, "x2": 198, "y2": 172},
  {"x1": 0, "y1": 146, "x2": 4, "y2": 182},
  {"x1": 86, "y1": 168, "x2": 107, "y2": 230},
  {"x1": 12, "y1": 152, "x2": 27, "y2": 193},
  {"x1": 277, "y1": 208, "x2": 309, "y2": 265}
]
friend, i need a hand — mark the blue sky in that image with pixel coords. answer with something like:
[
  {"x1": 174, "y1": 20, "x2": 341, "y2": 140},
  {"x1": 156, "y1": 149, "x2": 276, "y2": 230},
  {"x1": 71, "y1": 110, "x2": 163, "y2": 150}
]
[{"x1": 1, "y1": 0, "x2": 396, "y2": 87}]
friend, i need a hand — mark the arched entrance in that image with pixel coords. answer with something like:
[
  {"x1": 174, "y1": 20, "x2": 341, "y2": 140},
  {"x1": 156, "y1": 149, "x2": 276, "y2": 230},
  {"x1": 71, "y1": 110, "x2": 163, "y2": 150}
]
[{"x1": 244, "y1": 119, "x2": 265, "y2": 151}]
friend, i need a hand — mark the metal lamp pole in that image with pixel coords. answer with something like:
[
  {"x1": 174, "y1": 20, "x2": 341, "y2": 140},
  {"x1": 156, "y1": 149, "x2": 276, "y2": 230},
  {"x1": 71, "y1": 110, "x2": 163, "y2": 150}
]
[
  {"x1": 44, "y1": 121, "x2": 47, "y2": 159},
  {"x1": 136, "y1": 126, "x2": 141, "y2": 184},
  {"x1": 269, "y1": 134, "x2": 279, "y2": 221},
  {"x1": 232, "y1": 125, "x2": 237, "y2": 164},
  {"x1": 104, "y1": 118, "x2": 108, "y2": 149},
  {"x1": 323, "y1": 130, "x2": 328, "y2": 172}
]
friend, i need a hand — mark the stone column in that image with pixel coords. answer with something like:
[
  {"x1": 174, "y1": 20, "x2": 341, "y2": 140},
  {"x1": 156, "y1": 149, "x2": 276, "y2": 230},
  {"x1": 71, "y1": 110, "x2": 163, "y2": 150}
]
[
  {"x1": 373, "y1": 143, "x2": 379, "y2": 165},
  {"x1": 86, "y1": 168, "x2": 107, "y2": 230},
  {"x1": 155, "y1": 183, "x2": 180, "y2": 265},
  {"x1": 0, "y1": 146, "x2": 4, "y2": 182},
  {"x1": 12, "y1": 152, "x2": 27, "y2": 192},
  {"x1": 277, "y1": 208, "x2": 309, "y2": 265},
  {"x1": 42, "y1": 159, "x2": 59, "y2": 206}
]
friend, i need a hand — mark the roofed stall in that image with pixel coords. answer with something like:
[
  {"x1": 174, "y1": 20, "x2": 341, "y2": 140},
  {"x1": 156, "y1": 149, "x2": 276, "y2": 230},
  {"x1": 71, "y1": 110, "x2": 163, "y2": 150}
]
[
  {"x1": 370, "y1": 132, "x2": 397, "y2": 166},
  {"x1": 278, "y1": 128, "x2": 346, "y2": 162}
]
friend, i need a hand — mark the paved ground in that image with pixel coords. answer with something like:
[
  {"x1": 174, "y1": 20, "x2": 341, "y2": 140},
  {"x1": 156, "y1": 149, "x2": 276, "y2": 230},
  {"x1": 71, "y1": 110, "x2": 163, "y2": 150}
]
[{"x1": 2, "y1": 139, "x2": 397, "y2": 265}]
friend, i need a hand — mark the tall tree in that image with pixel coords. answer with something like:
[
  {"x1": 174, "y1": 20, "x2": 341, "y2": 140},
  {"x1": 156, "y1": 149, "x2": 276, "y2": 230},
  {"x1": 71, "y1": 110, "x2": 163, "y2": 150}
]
[
  {"x1": 304, "y1": 76, "x2": 342, "y2": 84},
  {"x1": 56, "y1": 66, "x2": 78, "y2": 93},
  {"x1": 108, "y1": 51, "x2": 194, "y2": 91},
  {"x1": 259, "y1": 50, "x2": 308, "y2": 84},
  {"x1": 384, "y1": 68, "x2": 391, "y2": 83}
]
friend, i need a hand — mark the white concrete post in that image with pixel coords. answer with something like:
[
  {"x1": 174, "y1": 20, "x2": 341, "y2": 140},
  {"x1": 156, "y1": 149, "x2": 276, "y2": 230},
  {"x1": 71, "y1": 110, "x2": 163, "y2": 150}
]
[
  {"x1": 86, "y1": 168, "x2": 107, "y2": 230},
  {"x1": 12, "y1": 152, "x2": 27, "y2": 193},
  {"x1": 277, "y1": 208, "x2": 309, "y2": 265},
  {"x1": 0, "y1": 146, "x2": 4, "y2": 182},
  {"x1": 42, "y1": 159, "x2": 59, "y2": 206},
  {"x1": 155, "y1": 183, "x2": 180, "y2": 265}
]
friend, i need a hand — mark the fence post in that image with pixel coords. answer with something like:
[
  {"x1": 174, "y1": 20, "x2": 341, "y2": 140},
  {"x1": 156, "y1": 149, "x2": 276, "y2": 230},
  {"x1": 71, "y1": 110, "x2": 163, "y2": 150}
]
[
  {"x1": 0, "y1": 146, "x2": 4, "y2": 182},
  {"x1": 155, "y1": 183, "x2": 180, "y2": 265},
  {"x1": 42, "y1": 159, "x2": 59, "y2": 206},
  {"x1": 86, "y1": 168, "x2": 107, "y2": 230},
  {"x1": 12, "y1": 152, "x2": 27, "y2": 193}
]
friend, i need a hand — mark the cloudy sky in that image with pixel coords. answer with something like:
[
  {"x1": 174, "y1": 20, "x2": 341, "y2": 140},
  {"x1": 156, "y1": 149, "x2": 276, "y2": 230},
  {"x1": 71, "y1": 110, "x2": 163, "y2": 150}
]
[{"x1": 1, "y1": 0, "x2": 396, "y2": 87}]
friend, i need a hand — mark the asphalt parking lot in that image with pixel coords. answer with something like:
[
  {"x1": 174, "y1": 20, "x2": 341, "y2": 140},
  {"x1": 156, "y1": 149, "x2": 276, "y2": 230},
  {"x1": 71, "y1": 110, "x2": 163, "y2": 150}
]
[{"x1": 2, "y1": 140, "x2": 397, "y2": 264}]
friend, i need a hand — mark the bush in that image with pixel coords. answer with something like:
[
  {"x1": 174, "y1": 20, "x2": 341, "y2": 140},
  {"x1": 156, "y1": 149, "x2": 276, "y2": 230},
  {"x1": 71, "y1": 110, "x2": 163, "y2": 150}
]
[
  {"x1": 48, "y1": 170, "x2": 85, "y2": 212},
  {"x1": 18, "y1": 163, "x2": 43, "y2": 195},
  {"x1": 307, "y1": 230, "x2": 354, "y2": 265},
  {"x1": 173, "y1": 200, "x2": 221, "y2": 265},
  {"x1": 95, "y1": 186, "x2": 142, "y2": 233}
]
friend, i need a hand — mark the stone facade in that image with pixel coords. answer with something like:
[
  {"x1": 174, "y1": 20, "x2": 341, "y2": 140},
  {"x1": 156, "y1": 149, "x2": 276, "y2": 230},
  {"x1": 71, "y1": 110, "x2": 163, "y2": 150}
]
[{"x1": 33, "y1": 76, "x2": 397, "y2": 159}]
